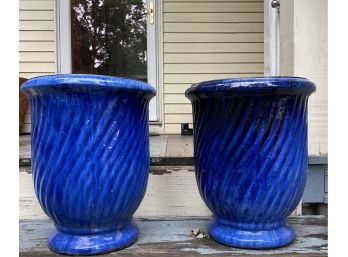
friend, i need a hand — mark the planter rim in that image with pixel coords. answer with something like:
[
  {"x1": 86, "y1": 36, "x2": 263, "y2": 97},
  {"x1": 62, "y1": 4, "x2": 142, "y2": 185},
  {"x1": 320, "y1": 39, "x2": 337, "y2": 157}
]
[
  {"x1": 21, "y1": 74, "x2": 156, "y2": 97},
  {"x1": 185, "y1": 76, "x2": 316, "y2": 99}
]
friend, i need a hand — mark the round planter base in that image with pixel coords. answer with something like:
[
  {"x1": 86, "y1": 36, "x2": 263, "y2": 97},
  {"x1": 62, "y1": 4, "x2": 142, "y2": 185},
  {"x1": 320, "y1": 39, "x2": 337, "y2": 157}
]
[
  {"x1": 48, "y1": 223, "x2": 138, "y2": 255},
  {"x1": 208, "y1": 221, "x2": 295, "y2": 249}
]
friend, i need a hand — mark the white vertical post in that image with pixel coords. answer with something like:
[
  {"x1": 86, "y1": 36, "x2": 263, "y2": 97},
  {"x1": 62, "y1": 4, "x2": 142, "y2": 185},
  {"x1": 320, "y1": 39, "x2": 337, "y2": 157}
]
[
  {"x1": 147, "y1": 0, "x2": 159, "y2": 121},
  {"x1": 264, "y1": 0, "x2": 280, "y2": 76},
  {"x1": 56, "y1": 0, "x2": 72, "y2": 74}
]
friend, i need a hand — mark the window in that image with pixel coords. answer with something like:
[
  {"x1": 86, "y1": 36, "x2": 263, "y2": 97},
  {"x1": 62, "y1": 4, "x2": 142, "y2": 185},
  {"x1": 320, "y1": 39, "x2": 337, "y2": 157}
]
[
  {"x1": 57, "y1": 0, "x2": 160, "y2": 120},
  {"x1": 71, "y1": 0, "x2": 147, "y2": 81}
]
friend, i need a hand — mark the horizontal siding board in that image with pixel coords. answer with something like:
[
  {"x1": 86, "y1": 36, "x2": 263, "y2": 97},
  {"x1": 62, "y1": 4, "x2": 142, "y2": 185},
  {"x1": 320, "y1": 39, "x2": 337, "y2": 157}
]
[
  {"x1": 165, "y1": 114, "x2": 193, "y2": 124},
  {"x1": 20, "y1": 20, "x2": 54, "y2": 31},
  {"x1": 164, "y1": 12, "x2": 263, "y2": 23},
  {"x1": 164, "y1": 63, "x2": 263, "y2": 73},
  {"x1": 163, "y1": 3, "x2": 263, "y2": 13},
  {"x1": 20, "y1": 10, "x2": 54, "y2": 20},
  {"x1": 163, "y1": 1, "x2": 263, "y2": 133},
  {"x1": 164, "y1": 73, "x2": 263, "y2": 84},
  {"x1": 20, "y1": 52, "x2": 56, "y2": 62},
  {"x1": 165, "y1": 94, "x2": 190, "y2": 104},
  {"x1": 19, "y1": 1, "x2": 54, "y2": 11},
  {"x1": 164, "y1": 53, "x2": 264, "y2": 63},
  {"x1": 164, "y1": 43, "x2": 263, "y2": 53},
  {"x1": 164, "y1": 22, "x2": 263, "y2": 33},
  {"x1": 19, "y1": 0, "x2": 57, "y2": 135},
  {"x1": 164, "y1": 33, "x2": 263, "y2": 43},
  {"x1": 20, "y1": 31, "x2": 55, "y2": 41},
  {"x1": 20, "y1": 72, "x2": 55, "y2": 79},
  {"x1": 164, "y1": 124, "x2": 182, "y2": 134},
  {"x1": 165, "y1": 104, "x2": 192, "y2": 114},
  {"x1": 19, "y1": 62, "x2": 56, "y2": 72},
  {"x1": 20, "y1": 41, "x2": 55, "y2": 51},
  {"x1": 164, "y1": 84, "x2": 192, "y2": 94}
]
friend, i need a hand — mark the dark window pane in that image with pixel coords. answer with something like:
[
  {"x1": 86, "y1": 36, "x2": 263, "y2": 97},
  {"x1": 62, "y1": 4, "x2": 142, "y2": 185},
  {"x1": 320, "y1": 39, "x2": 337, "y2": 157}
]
[{"x1": 71, "y1": 0, "x2": 147, "y2": 81}]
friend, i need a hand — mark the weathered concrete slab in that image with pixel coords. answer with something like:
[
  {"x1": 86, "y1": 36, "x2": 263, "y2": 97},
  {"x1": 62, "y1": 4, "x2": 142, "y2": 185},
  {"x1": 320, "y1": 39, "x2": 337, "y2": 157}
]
[
  {"x1": 166, "y1": 135, "x2": 194, "y2": 157},
  {"x1": 149, "y1": 135, "x2": 168, "y2": 157},
  {"x1": 19, "y1": 216, "x2": 327, "y2": 257}
]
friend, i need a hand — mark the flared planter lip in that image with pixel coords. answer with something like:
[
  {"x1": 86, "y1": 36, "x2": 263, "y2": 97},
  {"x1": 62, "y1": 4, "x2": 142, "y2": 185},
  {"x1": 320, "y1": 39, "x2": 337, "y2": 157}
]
[
  {"x1": 185, "y1": 76, "x2": 316, "y2": 100},
  {"x1": 21, "y1": 74, "x2": 156, "y2": 99}
]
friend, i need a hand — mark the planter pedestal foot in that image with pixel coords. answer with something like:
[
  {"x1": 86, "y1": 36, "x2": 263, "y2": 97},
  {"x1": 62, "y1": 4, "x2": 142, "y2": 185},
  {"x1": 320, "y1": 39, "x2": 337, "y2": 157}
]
[
  {"x1": 48, "y1": 224, "x2": 138, "y2": 255},
  {"x1": 208, "y1": 220, "x2": 295, "y2": 249}
]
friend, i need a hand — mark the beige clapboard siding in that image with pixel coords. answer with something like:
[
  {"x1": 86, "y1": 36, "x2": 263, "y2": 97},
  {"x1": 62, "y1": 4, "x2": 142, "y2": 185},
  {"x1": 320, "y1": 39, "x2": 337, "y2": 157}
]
[
  {"x1": 20, "y1": 10, "x2": 54, "y2": 20},
  {"x1": 20, "y1": 52, "x2": 56, "y2": 62},
  {"x1": 165, "y1": 114, "x2": 193, "y2": 124},
  {"x1": 164, "y1": 23, "x2": 263, "y2": 33},
  {"x1": 164, "y1": 63, "x2": 264, "y2": 73},
  {"x1": 164, "y1": 13, "x2": 264, "y2": 22},
  {"x1": 20, "y1": 0, "x2": 56, "y2": 133},
  {"x1": 163, "y1": 0, "x2": 264, "y2": 133},
  {"x1": 165, "y1": 84, "x2": 192, "y2": 94},
  {"x1": 20, "y1": 20, "x2": 55, "y2": 30},
  {"x1": 163, "y1": 2, "x2": 263, "y2": 12},
  {"x1": 164, "y1": 33, "x2": 264, "y2": 43},
  {"x1": 20, "y1": 63, "x2": 56, "y2": 73},
  {"x1": 164, "y1": 124, "x2": 182, "y2": 134},
  {"x1": 20, "y1": 72, "x2": 55, "y2": 78},
  {"x1": 164, "y1": 53, "x2": 264, "y2": 63},
  {"x1": 165, "y1": 94, "x2": 191, "y2": 104},
  {"x1": 164, "y1": 43, "x2": 263, "y2": 53},
  {"x1": 19, "y1": 31, "x2": 55, "y2": 41},
  {"x1": 19, "y1": 0, "x2": 54, "y2": 11},
  {"x1": 20, "y1": 41, "x2": 55, "y2": 51},
  {"x1": 164, "y1": 73, "x2": 263, "y2": 84},
  {"x1": 165, "y1": 104, "x2": 192, "y2": 114}
]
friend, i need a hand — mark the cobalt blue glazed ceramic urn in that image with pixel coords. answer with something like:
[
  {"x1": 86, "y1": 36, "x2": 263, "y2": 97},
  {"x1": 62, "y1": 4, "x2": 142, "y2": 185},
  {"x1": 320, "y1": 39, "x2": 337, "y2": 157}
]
[
  {"x1": 185, "y1": 77, "x2": 315, "y2": 249},
  {"x1": 21, "y1": 74, "x2": 156, "y2": 255}
]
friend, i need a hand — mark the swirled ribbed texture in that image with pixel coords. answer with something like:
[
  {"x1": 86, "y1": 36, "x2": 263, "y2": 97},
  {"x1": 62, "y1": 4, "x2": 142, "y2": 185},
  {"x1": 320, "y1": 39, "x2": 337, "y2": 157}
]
[
  {"x1": 189, "y1": 92, "x2": 310, "y2": 249},
  {"x1": 23, "y1": 75, "x2": 154, "y2": 255}
]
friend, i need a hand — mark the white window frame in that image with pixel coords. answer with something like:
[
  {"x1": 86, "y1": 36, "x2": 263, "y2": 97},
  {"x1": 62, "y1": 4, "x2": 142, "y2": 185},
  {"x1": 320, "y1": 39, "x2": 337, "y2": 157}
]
[
  {"x1": 56, "y1": 0, "x2": 161, "y2": 121},
  {"x1": 264, "y1": 0, "x2": 280, "y2": 76}
]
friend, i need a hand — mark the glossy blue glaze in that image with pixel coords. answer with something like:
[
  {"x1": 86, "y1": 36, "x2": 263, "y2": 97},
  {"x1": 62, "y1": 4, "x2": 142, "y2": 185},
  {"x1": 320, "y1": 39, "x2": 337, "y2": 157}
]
[
  {"x1": 186, "y1": 77, "x2": 315, "y2": 249},
  {"x1": 21, "y1": 74, "x2": 155, "y2": 255}
]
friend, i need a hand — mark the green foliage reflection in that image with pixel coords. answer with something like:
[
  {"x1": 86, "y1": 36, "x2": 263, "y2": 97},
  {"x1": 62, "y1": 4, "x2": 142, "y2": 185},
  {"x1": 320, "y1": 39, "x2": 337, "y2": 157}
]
[{"x1": 71, "y1": 0, "x2": 147, "y2": 81}]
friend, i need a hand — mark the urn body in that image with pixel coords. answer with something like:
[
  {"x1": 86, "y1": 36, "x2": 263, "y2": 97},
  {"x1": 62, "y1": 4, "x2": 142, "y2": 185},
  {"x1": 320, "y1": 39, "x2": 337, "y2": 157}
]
[
  {"x1": 21, "y1": 74, "x2": 155, "y2": 255},
  {"x1": 185, "y1": 77, "x2": 315, "y2": 249}
]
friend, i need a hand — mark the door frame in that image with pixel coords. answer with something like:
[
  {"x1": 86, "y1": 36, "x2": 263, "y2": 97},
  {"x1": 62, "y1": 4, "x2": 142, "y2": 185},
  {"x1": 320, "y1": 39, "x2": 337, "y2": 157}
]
[
  {"x1": 264, "y1": 0, "x2": 280, "y2": 76},
  {"x1": 55, "y1": 0, "x2": 161, "y2": 122}
]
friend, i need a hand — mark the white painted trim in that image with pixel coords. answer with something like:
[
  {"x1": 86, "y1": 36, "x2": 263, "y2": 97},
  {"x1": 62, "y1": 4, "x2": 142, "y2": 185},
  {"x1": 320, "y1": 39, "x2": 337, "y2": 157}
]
[
  {"x1": 56, "y1": 0, "x2": 72, "y2": 74},
  {"x1": 157, "y1": 0, "x2": 164, "y2": 128},
  {"x1": 56, "y1": 0, "x2": 160, "y2": 121},
  {"x1": 148, "y1": 0, "x2": 160, "y2": 121},
  {"x1": 264, "y1": 0, "x2": 280, "y2": 76}
]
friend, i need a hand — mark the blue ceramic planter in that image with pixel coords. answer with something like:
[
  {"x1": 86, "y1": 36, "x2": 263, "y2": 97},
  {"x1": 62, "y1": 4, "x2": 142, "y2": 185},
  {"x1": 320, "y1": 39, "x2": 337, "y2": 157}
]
[
  {"x1": 185, "y1": 77, "x2": 315, "y2": 249},
  {"x1": 21, "y1": 74, "x2": 155, "y2": 255}
]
